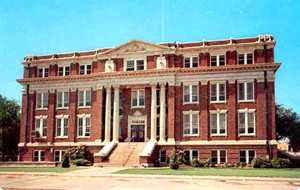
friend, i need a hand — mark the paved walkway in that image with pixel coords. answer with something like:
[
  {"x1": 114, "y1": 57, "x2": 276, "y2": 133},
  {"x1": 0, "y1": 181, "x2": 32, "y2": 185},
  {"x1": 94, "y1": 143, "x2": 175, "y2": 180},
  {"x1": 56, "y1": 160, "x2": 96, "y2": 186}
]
[{"x1": 0, "y1": 167, "x2": 300, "y2": 190}]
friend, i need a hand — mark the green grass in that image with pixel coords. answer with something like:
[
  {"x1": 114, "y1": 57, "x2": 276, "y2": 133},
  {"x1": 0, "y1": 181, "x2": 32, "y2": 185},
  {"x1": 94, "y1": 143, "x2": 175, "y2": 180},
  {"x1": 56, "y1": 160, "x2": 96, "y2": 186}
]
[
  {"x1": 115, "y1": 167, "x2": 300, "y2": 178},
  {"x1": 0, "y1": 167, "x2": 83, "y2": 173}
]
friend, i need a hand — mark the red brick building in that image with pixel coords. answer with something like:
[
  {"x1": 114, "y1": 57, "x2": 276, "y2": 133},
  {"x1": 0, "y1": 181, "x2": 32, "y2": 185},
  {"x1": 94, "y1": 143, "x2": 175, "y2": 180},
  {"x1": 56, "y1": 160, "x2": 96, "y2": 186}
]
[{"x1": 17, "y1": 34, "x2": 280, "y2": 166}]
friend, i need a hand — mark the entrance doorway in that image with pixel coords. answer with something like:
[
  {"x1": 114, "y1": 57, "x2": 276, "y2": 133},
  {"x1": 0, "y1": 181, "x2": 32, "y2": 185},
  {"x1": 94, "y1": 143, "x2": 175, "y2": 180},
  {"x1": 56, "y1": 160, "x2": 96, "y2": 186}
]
[{"x1": 130, "y1": 125, "x2": 145, "y2": 142}]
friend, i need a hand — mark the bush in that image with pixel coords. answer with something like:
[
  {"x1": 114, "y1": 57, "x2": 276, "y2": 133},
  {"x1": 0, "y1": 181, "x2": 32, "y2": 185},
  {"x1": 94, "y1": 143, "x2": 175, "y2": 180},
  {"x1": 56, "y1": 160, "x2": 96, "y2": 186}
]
[
  {"x1": 169, "y1": 151, "x2": 180, "y2": 170},
  {"x1": 169, "y1": 162, "x2": 179, "y2": 170},
  {"x1": 61, "y1": 153, "x2": 70, "y2": 168},
  {"x1": 251, "y1": 157, "x2": 272, "y2": 168},
  {"x1": 191, "y1": 159, "x2": 200, "y2": 168},
  {"x1": 271, "y1": 158, "x2": 291, "y2": 168},
  {"x1": 73, "y1": 158, "x2": 92, "y2": 166}
]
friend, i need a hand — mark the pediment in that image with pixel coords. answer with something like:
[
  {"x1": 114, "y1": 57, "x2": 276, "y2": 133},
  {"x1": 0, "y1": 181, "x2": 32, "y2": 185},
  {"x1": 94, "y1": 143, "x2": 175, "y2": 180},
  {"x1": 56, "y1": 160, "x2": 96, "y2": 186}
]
[{"x1": 102, "y1": 40, "x2": 171, "y2": 56}]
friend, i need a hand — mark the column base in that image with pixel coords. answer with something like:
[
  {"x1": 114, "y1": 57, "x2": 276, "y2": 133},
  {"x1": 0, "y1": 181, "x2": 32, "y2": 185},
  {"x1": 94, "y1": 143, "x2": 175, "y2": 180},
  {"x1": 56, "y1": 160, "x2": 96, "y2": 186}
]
[{"x1": 167, "y1": 138, "x2": 176, "y2": 145}]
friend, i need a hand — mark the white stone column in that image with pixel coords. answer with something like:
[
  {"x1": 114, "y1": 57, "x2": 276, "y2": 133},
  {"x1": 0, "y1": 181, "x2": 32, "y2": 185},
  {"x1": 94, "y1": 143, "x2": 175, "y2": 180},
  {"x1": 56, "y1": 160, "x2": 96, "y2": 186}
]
[
  {"x1": 112, "y1": 86, "x2": 120, "y2": 142},
  {"x1": 104, "y1": 86, "x2": 111, "y2": 142},
  {"x1": 159, "y1": 83, "x2": 166, "y2": 142},
  {"x1": 150, "y1": 84, "x2": 157, "y2": 141}
]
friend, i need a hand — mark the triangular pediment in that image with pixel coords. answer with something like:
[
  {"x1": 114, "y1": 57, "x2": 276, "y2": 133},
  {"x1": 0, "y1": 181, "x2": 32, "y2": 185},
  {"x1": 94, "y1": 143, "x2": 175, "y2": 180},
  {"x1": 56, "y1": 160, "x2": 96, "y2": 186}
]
[{"x1": 102, "y1": 40, "x2": 171, "y2": 56}]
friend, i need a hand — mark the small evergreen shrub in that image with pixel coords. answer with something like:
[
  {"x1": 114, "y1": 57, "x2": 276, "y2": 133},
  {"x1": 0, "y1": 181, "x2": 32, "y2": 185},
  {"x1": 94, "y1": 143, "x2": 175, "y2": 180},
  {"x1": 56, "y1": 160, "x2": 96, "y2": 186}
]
[
  {"x1": 169, "y1": 162, "x2": 179, "y2": 170},
  {"x1": 61, "y1": 153, "x2": 70, "y2": 168},
  {"x1": 169, "y1": 150, "x2": 180, "y2": 170},
  {"x1": 191, "y1": 159, "x2": 200, "y2": 168},
  {"x1": 251, "y1": 157, "x2": 272, "y2": 168},
  {"x1": 74, "y1": 158, "x2": 92, "y2": 166},
  {"x1": 271, "y1": 158, "x2": 291, "y2": 168}
]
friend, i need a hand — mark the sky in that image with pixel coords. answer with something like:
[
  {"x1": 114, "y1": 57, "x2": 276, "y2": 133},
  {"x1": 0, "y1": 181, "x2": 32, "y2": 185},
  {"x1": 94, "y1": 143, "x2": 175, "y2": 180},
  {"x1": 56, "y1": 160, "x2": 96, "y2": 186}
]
[{"x1": 0, "y1": 0, "x2": 299, "y2": 112}]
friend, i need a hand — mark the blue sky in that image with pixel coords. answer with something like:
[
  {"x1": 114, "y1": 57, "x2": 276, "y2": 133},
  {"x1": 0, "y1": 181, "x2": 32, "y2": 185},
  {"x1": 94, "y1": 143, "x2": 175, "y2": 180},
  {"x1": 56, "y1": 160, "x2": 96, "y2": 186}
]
[{"x1": 0, "y1": 0, "x2": 299, "y2": 112}]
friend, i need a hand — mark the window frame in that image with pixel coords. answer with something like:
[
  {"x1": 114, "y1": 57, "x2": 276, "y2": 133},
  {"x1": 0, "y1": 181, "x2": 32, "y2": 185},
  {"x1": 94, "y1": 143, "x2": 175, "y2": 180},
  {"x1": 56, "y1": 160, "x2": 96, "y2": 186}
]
[
  {"x1": 238, "y1": 81, "x2": 255, "y2": 102},
  {"x1": 79, "y1": 64, "x2": 92, "y2": 75},
  {"x1": 210, "y1": 54, "x2": 226, "y2": 66},
  {"x1": 38, "y1": 67, "x2": 49, "y2": 78},
  {"x1": 238, "y1": 53, "x2": 253, "y2": 65},
  {"x1": 36, "y1": 92, "x2": 48, "y2": 110},
  {"x1": 238, "y1": 109, "x2": 256, "y2": 136},
  {"x1": 159, "y1": 149, "x2": 167, "y2": 163},
  {"x1": 77, "y1": 114, "x2": 91, "y2": 137},
  {"x1": 35, "y1": 116, "x2": 47, "y2": 138},
  {"x1": 209, "y1": 110, "x2": 227, "y2": 136},
  {"x1": 55, "y1": 115, "x2": 69, "y2": 138},
  {"x1": 239, "y1": 150, "x2": 256, "y2": 164},
  {"x1": 56, "y1": 91, "x2": 69, "y2": 109},
  {"x1": 131, "y1": 89, "x2": 145, "y2": 108},
  {"x1": 33, "y1": 150, "x2": 45, "y2": 162},
  {"x1": 183, "y1": 110, "x2": 199, "y2": 136},
  {"x1": 54, "y1": 150, "x2": 66, "y2": 162},
  {"x1": 78, "y1": 90, "x2": 91, "y2": 108},
  {"x1": 58, "y1": 65, "x2": 70, "y2": 76},
  {"x1": 210, "y1": 82, "x2": 226, "y2": 103},
  {"x1": 184, "y1": 56, "x2": 198, "y2": 68},
  {"x1": 211, "y1": 150, "x2": 227, "y2": 164},
  {"x1": 125, "y1": 59, "x2": 147, "y2": 71},
  {"x1": 183, "y1": 84, "x2": 199, "y2": 104}
]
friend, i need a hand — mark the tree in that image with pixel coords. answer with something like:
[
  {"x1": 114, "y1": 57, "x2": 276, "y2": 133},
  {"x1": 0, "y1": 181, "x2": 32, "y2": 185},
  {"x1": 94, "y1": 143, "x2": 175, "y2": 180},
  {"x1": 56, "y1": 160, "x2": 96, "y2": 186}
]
[
  {"x1": 0, "y1": 94, "x2": 20, "y2": 161},
  {"x1": 276, "y1": 104, "x2": 300, "y2": 151}
]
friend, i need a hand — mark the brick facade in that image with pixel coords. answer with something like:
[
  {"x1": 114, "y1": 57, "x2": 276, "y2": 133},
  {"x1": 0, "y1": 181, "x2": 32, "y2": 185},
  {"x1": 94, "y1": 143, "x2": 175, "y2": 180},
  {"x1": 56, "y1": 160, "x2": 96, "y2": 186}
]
[{"x1": 17, "y1": 34, "x2": 280, "y2": 165}]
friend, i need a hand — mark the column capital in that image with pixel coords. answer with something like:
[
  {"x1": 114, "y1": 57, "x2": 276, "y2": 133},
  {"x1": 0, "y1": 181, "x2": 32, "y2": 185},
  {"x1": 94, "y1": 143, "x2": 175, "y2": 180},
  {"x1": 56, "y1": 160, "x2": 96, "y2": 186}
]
[
  {"x1": 228, "y1": 79, "x2": 236, "y2": 84},
  {"x1": 159, "y1": 82, "x2": 167, "y2": 87},
  {"x1": 112, "y1": 84, "x2": 120, "y2": 89}
]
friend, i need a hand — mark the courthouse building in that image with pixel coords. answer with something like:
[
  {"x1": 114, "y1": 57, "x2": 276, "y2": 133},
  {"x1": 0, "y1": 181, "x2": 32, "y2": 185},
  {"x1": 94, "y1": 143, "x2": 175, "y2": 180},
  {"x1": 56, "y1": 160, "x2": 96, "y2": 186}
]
[{"x1": 17, "y1": 34, "x2": 280, "y2": 166}]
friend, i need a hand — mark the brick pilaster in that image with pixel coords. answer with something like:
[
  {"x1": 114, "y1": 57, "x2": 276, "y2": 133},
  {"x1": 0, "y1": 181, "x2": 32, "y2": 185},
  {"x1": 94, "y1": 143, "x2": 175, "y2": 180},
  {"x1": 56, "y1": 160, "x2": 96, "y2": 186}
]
[
  {"x1": 47, "y1": 91, "x2": 56, "y2": 143},
  {"x1": 256, "y1": 81, "x2": 267, "y2": 140},
  {"x1": 228, "y1": 81, "x2": 237, "y2": 140},
  {"x1": 91, "y1": 88, "x2": 103, "y2": 141},
  {"x1": 167, "y1": 85, "x2": 175, "y2": 142},
  {"x1": 20, "y1": 92, "x2": 28, "y2": 143},
  {"x1": 28, "y1": 92, "x2": 36, "y2": 143},
  {"x1": 200, "y1": 82, "x2": 209, "y2": 140},
  {"x1": 267, "y1": 81, "x2": 276, "y2": 140},
  {"x1": 69, "y1": 90, "x2": 77, "y2": 142}
]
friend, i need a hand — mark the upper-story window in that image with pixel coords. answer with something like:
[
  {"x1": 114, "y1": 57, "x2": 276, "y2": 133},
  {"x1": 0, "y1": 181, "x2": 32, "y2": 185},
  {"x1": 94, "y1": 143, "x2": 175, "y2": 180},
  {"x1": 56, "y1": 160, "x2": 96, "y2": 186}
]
[
  {"x1": 131, "y1": 89, "x2": 145, "y2": 108},
  {"x1": 210, "y1": 110, "x2": 227, "y2": 136},
  {"x1": 77, "y1": 115, "x2": 90, "y2": 137},
  {"x1": 58, "y1": 66, "x2": 70, "y2": 76},
  {"x1": 78, "y1": 90, "x2": 91, "y2": 107},
  {"x1": 35, "y1": 117, "x2": 47, "y2": 137},
  {"x1": 36, "y1": 92, "x2": 48, "y2": 109},
  {"x1": 56, "y1": 116, "x2": 68, "y2": 137},
  {"x1": 79, "y1": 64, "x2": 91, "y2": 75},
  {"x1": 38, "y1": 68, "x2": 49, "y2": 78},
  {"x1": 126, "y1": 60, "x2": 145, "y2": 71},
  {"x1": 238, "y1": 81, "x2": 254, "y2": 102},
  {"x1": 183, "y1": 85, "x2": 198, "y2": 103},
  {"x1": 238, "y1": 53, "x2": 253, "y2": 65},
  {"x1": 183, "y1": 111, "x2": 199, "y2": 136},
  {"x1": 210, "y1": 54, "x2": 225, "y2": 66},
  {"x1": 238, "y1": 109, "x2": 256, "y2": 135},
  {"x1": 57, "y1": 91, "x2": 69, "y2": 109},
  {"x1": 184, "y1": 56, "x2": 198, "y2": 68},
  {"x1": 210, "y1": 82, "x2": 226, "y2": 103}
]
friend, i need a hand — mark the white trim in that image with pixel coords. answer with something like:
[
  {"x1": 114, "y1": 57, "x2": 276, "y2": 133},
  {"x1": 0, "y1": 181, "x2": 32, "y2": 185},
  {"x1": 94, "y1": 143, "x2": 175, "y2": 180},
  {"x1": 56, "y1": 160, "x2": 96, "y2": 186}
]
[
  {"x1": 183, "y1": 56, "x2": 199, "y2": 68},
  {"x1": 55, "y1": 117, "x2": 69, "y2": 137},
  {"x1": 239, "y1": 149, "x2": 256, "y2": 164},
  {"x1": 78, "y1": 90, "x2": 91, "y2": 108},
  {"x1": 210, "y1": 82, "x2": 226, "y2": 103},
  {"x1": 56, "y1": 91, "x2": 69, "y2": 109},
  {"x1": 79, "y1": 64, "x2": 92, "y2": 75},
  {"x1": 209, "y1": 110, "x2": 227, "y2": 136},
  {"x1": 131, "y1": 89, "x2": 145, "y2": 108},
  {"x1": 238, "y1": 52, "x2": 254, "y2": 65},
  {"x1": 36, "y1": 92, "x2": 48, "y2": 109},
  {"x1": 54, "y1": 150, "x2": 66, "y2": 162},
  {"x1": 183, "y1": 111, "x2": 199, "y2": 136},
  {"x1": 58, "y1": 65, "x2": 70, "y2": 76},
  {"x1": 33, "y1": 150, "x2": 45, "y2": 162},
  {"x1": 77, "y1": 115, "x2": 91, "y2": 137},
  {"x1": 238, "y1": 109, "x2": 256, "y2": 136},
  {"x1": 237, "y1": 81, "x2": 255, "y2": 102},
  {"x1": 37, "y1": 67, "x2": 49, "y2": 78},
  {"x1": 35, "y1": 117, "x2": 47, "y2": 137},
  {"x1": 210, "y1": 54, "x2": 226, "y2": 66},
  {"x1": 183, "y1": 84, "x2": 199, "y2": 104},
  {"x1": 124, "y1": 57, "x2": 147, "y2": 71},
  {"x1": 211, "y1": 149, "x2": 227, "y2": 164}
]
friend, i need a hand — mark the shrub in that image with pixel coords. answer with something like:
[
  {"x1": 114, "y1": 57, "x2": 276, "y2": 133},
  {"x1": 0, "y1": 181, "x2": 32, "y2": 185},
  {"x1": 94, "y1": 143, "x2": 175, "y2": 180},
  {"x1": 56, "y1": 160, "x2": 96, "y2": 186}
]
[
  {"x1": 251, "y1": 157, "x2": 272, "y2": 168},
  {"x1": 169, "y1": 151, "x2": 180, "y2": 170},
  {"x1": 61, "y1": 153, "x2": 70, "y2": 168},
  {"x1": 271, "y1": 158, "x2": 291, "y2": 168},
  {"x1": 74, "y1": 158, "x2": 92, "y2": 166},
  {"x1": 191, "y1": 159, "x2": 200, "y2": 168},
  {"x1": 169, "y1": 162, "x2": 179, "y2": 170}
]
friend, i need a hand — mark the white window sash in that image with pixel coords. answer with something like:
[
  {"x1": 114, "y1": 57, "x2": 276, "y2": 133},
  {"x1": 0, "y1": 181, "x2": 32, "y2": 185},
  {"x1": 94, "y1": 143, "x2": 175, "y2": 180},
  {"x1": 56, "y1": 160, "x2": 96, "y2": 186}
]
[
  {"x1": 131, "y1": 89, "x2": 145, "y2": 107},
  {"x1": 238, "y1": 82, "x2": 254, "y2": 102},
  {"x1": 210, "y1": 111, "x2": 227, "y2": 135},
  {"x1": 210, "y1": 82, "x2": 226, "y2": 103},
  {"x1": 77, "y1": 116, "x2": 91, "y2": 137},
  {"x1": 238, "y1": 110, "x2": 256, "y2": 135},
  {"x1": 183, "y1": 111, "x2": 199, "y2": 136}
]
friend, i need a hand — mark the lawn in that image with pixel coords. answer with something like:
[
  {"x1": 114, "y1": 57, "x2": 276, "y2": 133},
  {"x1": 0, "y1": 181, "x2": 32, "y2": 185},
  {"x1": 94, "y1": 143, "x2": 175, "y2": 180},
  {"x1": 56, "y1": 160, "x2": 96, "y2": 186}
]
[
  {"x1": 0, "y1": 167, "x2": 83, "y2": 173},
  {"x1": 115, "y1": 167, "x2": 300, "y2": 178}
]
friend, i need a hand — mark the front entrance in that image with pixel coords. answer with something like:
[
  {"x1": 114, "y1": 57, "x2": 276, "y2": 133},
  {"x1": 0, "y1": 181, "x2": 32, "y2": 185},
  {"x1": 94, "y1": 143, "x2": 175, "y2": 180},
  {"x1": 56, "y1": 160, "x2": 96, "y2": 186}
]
[{"x1": 130, "y1": 125, "x2": 145, "y2": 142}]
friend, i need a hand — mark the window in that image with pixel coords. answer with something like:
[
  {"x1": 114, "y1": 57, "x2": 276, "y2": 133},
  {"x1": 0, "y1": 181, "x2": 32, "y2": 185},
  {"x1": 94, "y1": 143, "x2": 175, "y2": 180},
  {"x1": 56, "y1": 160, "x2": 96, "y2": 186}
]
[
  {"x1": 159, "y1": 149, "x2": 167, "y2": 163},
  {"x1": 35, "y1": 117, "x2": 47, "y2": 137},
  {"x1": 131, "y1": 89, "x2": 145, "y2": 107},
  {"x1": 183, "y1": 111, "x2": 199, "y2": 136},
  {"x1": 240, "y1": 150, "x2": 256, "y2": 164},
  {"x1": 211, "y1": 150, "x2": 226, "y2": 164},
  {"x1": 238, "y1": 81, "x2": 254, "y2": 101},
  {"x1": 184, "y1": 56, "x2": 198, "y2": 68},
  {"x1": 79, "y1": 64, "x2": 92, "y2": 75},
  {"x1": 56, "y1": 117, "x2": 68, "y2": 137},
  {"x1": 126, "y1": 60, "x2": 145, "y2": 71},
  {"x1": 238, "y1": 109, "x2": 256, "y2": 135},
  {"x1": 183, "y1": 85, "x2": 198, "y2": 103},
  {"x1": 183, "y1": 150, "x2": 199, "y2": 163},
  {"x1": 78, "y1": 90, "x2": 91, "y2": 107},
  {"x1": 57, "y1": 91, "x2": 69, "y2": 108},
  {"x1": 58, "y1": 66, "x2": 70, "y2": 76},
  {"x1": 238, "y1": 53, "x2": 253, "y2": 65},
  {"x1": 210, "y1": 55, "x2": 225, "y2": 66},
  {"x1": 210, "y1": 82, "x2": 226, "y2": 102},
  {"x1": 210, "y1": 111, "x2": 227, "y2": 135},
  {"x1": 33, "y1": 150, "x2": 45, "y2": 162},
  {"x1": 38, "y1": 68, "x2": 49, "y2": 78},
  {"x1": 54, "y1": 150, "x2": 66, "y2": 162},
  {"x1": 36, "y1": 92, "x2": 48, "y2": 109},
  {"x1": 77, "y1": 115, "x2": 91, "y2": 137}
]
